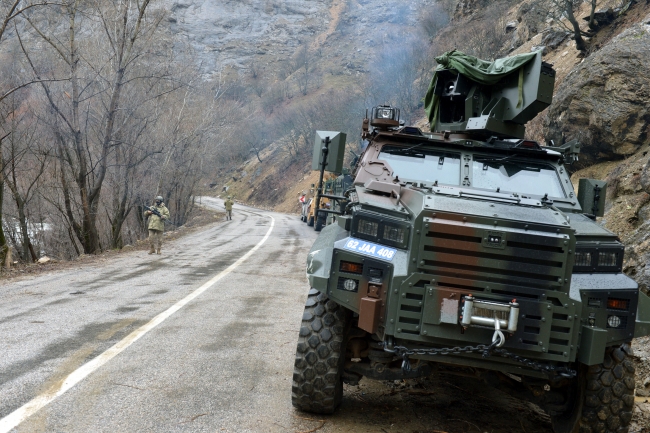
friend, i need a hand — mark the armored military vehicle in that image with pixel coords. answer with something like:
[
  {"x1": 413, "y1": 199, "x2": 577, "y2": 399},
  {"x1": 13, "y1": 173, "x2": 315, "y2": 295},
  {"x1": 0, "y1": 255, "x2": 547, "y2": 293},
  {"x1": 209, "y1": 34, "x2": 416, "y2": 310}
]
[{"x1": 291, "y1": 50, "x2": 650, "y2": 433}]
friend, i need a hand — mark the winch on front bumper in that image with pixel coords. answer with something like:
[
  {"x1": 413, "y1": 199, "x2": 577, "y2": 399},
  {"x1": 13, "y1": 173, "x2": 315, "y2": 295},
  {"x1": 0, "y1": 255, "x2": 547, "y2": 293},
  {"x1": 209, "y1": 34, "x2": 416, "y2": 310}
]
[{"x1": 385, "y1": 211, "x2": 579, "y2": 366}]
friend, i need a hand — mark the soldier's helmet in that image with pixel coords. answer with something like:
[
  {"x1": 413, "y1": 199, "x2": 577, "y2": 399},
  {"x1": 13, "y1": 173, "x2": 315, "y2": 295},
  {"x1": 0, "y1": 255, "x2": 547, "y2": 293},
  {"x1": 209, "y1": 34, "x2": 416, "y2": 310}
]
[
  {"x1": 227, "y1": 196, "x2": 232, "y2": 199},
  {"x1": 155, "y1": 195, "x2": 163, "y2": 202}
]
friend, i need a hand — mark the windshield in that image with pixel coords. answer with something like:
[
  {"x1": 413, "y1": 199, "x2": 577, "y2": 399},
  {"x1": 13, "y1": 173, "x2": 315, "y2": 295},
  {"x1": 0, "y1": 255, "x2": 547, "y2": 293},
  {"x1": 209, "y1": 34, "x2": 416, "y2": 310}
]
[
  {"x1": 375, "y1": 145, "x2": 566, "y2": 197},
  {"x1": 378, "y1": 146, "x2": 461, "y2": 185},
  {"x1": 472, "y1": 157, "x2": 566, "y2": 197}
]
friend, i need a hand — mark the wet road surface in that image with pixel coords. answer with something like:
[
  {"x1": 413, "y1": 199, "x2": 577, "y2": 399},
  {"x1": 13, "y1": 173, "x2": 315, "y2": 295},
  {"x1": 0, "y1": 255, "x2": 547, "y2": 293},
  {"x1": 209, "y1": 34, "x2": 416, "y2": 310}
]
[{"x1": 0, "y1": 199, "x2": 559, "y2": 433}]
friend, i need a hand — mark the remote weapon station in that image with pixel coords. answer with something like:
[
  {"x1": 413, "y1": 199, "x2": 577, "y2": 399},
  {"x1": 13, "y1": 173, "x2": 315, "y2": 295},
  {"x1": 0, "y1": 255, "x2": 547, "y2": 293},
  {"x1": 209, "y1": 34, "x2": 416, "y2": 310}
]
[{"x1": 292, "y1": 50, "x2": 650, "y2": 433}]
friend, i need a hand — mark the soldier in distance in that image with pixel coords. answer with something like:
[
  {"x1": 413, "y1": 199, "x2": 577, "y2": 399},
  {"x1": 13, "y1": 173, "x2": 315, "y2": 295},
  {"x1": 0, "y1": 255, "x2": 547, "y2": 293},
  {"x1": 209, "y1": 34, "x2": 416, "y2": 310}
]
[
  {"x1": 144, "y1": 195, "x2": 170, "y2": 255},
  {"x1": 224, "y1": 196, "x2": 234, "y2": 220}
]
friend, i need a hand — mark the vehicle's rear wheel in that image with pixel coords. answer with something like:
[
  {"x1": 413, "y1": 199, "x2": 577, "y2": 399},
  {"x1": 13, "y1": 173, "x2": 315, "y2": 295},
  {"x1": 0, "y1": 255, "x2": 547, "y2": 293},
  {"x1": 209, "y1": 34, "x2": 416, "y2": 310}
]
[
  {"x1": 550, "y1": 343, "x2": 635, "y2": 433},
  {"x1": 292, "y1": 289, "x2": 351, "y2": 414}
]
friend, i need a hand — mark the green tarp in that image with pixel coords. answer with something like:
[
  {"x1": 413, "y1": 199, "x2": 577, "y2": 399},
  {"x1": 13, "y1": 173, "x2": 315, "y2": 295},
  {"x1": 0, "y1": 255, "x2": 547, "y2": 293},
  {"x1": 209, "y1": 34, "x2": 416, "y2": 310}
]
[{"x1": 424, "y1": 50, "x2": 540, "y2": 129}]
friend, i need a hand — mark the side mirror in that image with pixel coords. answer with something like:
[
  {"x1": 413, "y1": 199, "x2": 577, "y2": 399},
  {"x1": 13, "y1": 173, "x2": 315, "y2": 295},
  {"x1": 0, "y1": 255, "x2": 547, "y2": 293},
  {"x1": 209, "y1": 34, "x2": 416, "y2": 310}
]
[
  {"x1": 312, "y1": 131, "x2": 347, "y2": 174},
  {"x1": 577, "y1": 179, "x2": 606, "y2": 217}
]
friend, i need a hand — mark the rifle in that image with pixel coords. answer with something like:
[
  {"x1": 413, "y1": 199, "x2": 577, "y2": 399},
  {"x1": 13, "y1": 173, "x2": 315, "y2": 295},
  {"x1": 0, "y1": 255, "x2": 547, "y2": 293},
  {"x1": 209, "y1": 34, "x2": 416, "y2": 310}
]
[{"x1": 144, "y1": 205, "x2": 175, "y2": 225}]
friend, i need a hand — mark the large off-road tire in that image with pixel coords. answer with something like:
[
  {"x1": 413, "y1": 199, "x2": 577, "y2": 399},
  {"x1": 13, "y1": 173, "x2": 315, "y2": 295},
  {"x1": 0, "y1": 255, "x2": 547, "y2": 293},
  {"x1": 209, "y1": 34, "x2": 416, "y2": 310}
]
[
  {"x1": 551, "y1": 343, "x2": 636, "y2": 433},
  {"x1": 314, "y1": 216, "x2": 324, "y2": 232},
  {"x1": 292, "y1": 289, "x2": 351, "y2": 414},
  {"x1": 307, "y1": 215, "x2": 314, "y2": 227}
]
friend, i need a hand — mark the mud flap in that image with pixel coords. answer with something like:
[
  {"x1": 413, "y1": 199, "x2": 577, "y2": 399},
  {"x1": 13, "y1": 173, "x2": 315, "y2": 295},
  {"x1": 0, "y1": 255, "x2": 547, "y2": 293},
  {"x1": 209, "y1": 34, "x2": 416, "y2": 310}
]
[
  {"x1": 358, "y1": 297, "x2": 381, "y2": 334},
  {"x1": 635, "y1": 290, "x2": 650, "y2": 338},
  {"x1": 578, "y1": 325, "x2": 608, "y2": 365}
]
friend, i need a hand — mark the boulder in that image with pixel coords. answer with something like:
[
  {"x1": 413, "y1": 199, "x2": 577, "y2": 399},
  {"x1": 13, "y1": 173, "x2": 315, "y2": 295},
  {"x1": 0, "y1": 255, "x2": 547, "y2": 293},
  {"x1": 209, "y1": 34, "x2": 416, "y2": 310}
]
[
  {"x1": 545, "y1": 16, "x2": 650, "y2": 168},
  {"x1": 541, "y1": 29, "x2": 569, "y2": 49},
  {"x1": 582, "y1": 7, "x2": 617, "y2": 28}
]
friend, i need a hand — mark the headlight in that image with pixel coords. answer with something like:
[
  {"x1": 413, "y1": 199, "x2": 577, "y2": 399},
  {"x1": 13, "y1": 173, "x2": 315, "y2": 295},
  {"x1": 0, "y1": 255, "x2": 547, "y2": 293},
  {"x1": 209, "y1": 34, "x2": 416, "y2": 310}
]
[
  {"x1": 607, "y1": 316, "x2": 627, "y2": 328},
  {"x1": 351, "y1": 212, "x2": 410, "y2": 248},
  {"x1": 357, "y1": 219, "x2": 379, "y2": 237},
  {"x1": 337, "y1": 277, "x2": 359, "y2": 292},
  {"x1": 383, "y1": 224, "x2": 406, "y2": 244},
  {"x1": 573, "y1": 244, "x2": 623, "y2": 273},
  {"x1": 598, "y1": 251, "x2": 618, "y2": 267},
  {"x1": 574, "y1": 251, "x2": 592, "y2": 267}
]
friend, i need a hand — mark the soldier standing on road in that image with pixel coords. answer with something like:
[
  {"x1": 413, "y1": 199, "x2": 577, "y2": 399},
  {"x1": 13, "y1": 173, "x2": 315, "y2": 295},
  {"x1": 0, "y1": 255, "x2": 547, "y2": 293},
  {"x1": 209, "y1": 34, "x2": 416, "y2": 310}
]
[
  {"x1": 144, "y1": 195, "x2": 170, "y2": 255},
  {"x1": 224, "y1": 196, "x2": 234, "y2": 220}
]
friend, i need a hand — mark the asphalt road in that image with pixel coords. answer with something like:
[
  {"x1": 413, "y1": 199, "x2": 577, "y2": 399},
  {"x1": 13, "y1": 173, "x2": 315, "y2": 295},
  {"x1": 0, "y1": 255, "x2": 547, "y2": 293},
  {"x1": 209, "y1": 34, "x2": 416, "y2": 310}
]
[
  {"x1": 0, "y1": 199, "x2": 319, "y2": 433},
  {"x1": 0, "y1": 199, "x2": 562, "y2": 433}
]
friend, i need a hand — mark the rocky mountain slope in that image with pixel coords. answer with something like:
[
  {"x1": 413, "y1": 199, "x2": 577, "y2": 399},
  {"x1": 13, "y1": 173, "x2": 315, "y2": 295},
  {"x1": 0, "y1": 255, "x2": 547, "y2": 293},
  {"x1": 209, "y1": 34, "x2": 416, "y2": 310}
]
[
  {"x1": 166, "y1": 0, "x2": 331, "y2": 74},
  {"x1": 539, "y1": 3, "x2": 650, "y2": 294},
  {"x1": 165, "y1": 0, "x2": 427, "y2": 79}
]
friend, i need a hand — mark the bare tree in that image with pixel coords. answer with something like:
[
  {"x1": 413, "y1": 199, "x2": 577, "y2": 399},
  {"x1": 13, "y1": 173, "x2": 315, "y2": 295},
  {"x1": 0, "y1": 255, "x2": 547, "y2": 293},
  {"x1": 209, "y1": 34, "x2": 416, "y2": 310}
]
[
  {"x1": 241, "y1": 122, "x2": 275, "y2": 163},
  {"x1": 435, "y1": 3, "x2": 512, "y2": 61},
  {"x1": 420, "y1": 2, "x2": 450, "y2": 39},
  {"x1": 0, "y1": 0, "x2": 49, "y2": 43},
  {"x1": 0, "y1": 90, "x2": 48, "y2": 262},
  {"x1": 20, "y1": 0, "x2": 163, "y2": 254},
  {"x1": 0, "y1": 0, "x2": 50, "y2": 266},
  {"x1": 549, "y1": 0, "x2": 588, "y2": 52},
  {"x1": 293, "y1": 42, "x2": 319, "y2": 96}
]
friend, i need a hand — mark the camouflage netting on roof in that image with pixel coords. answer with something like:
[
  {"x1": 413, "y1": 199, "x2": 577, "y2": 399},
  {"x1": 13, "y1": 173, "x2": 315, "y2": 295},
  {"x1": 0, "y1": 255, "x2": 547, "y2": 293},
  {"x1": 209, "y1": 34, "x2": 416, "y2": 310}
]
[{"x1": 424, "y1": 50, "x2": 540, "y2": 128}]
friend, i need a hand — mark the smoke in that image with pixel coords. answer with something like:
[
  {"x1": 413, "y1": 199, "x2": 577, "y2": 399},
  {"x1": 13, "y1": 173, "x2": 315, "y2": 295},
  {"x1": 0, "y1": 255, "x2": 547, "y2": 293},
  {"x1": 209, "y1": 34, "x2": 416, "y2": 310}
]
[{"x1": 361, "y1": 2, "x2": 449, "y2": 125}]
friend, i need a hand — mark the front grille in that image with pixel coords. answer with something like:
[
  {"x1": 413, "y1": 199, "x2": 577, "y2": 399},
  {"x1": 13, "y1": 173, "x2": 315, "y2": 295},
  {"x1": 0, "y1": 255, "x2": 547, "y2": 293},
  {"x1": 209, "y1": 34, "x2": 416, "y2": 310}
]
[
  {"x1": 418, "y1": 218, "x2": 570, "y2": 290},
  {"x1": 397, "y1": 215, "x2": 578, "y2": 362},
  {"x1": 396, "y1": 286, "x2": 424, "y2": 335}
]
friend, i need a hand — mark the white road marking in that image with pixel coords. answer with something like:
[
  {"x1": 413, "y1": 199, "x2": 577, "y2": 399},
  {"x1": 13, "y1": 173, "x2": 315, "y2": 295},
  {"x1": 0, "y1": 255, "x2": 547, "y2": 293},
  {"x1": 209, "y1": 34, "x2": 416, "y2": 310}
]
[{"x1": 0, "y1": 216, "x2": 276, "y2": 433}]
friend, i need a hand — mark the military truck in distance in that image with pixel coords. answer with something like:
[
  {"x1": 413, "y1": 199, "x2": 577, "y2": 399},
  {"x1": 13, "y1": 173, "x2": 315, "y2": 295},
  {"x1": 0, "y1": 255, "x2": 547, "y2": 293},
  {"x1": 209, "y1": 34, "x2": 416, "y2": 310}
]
[{"x1": 292, "y1": 50, "x2": 650, "y2": 433}]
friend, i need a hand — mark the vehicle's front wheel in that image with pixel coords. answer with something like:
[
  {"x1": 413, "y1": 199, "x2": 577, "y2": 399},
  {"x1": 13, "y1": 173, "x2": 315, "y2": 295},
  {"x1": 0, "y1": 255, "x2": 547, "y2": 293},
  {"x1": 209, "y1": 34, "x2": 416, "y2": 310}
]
[
  {"x1": 307, "y1": 215, "x2": 314, "y2": 227},
  {"x1": 292, "y1": 289, "x2": 351, "y2": 414},
  {"x1": 550, "y1": 343, "x2": 636, "y2": 433}
]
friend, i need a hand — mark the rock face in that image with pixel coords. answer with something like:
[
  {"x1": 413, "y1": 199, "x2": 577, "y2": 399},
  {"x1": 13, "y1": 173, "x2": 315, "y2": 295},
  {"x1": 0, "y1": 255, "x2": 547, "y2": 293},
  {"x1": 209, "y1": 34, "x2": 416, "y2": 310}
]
[
  {"x1": 545, "y1": 15, "x2": 650, "y2": 167},
  {"x1": 164, "y1": 0, "x2": 427, "y2": 77},
  {"x1": 165, "y1": 0, "x2": 330, "y2": 73}
]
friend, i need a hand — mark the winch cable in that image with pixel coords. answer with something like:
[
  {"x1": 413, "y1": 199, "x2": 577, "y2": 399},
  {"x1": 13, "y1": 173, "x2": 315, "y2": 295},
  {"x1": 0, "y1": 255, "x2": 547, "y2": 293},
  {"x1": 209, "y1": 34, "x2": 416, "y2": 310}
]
[{"x1": 492, "y1": 317, "x2": 506, "y2": 348}]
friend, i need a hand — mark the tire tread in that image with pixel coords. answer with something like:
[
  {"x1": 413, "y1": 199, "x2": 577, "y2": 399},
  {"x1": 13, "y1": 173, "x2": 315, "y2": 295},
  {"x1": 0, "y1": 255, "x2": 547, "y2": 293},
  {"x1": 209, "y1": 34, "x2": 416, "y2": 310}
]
[
  {"x1": 578, "y1": 343, "x2": 635, "y2": 433},
  {"x1": 292, "y1": 290, "x2": 349, "y2": 414}
]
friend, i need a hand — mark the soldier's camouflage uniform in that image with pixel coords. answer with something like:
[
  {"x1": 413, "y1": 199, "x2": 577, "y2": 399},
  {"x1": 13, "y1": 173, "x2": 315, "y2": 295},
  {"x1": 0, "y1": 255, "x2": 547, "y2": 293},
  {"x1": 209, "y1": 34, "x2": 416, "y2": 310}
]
[
  {"x1": 224, "y1": 198, "x2": 234, "y2": 220},
  {"x1": 145, "y1": 203, "x2": 170, "y2": 254}
]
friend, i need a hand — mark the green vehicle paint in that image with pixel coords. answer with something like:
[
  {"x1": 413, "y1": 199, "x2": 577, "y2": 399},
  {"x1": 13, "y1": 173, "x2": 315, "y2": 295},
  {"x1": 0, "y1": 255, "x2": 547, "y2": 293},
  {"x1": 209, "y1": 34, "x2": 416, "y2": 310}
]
[{"x1": 293, "y1": 50, "x2": 650, "y2": 432}]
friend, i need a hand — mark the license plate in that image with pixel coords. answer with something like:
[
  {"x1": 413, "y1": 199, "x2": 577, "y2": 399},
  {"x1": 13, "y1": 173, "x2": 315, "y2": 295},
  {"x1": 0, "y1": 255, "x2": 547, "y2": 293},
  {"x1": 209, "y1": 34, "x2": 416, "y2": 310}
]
[{"x1": 343, "y1": 238, "x2": 396, "y2": 261}]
